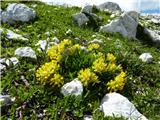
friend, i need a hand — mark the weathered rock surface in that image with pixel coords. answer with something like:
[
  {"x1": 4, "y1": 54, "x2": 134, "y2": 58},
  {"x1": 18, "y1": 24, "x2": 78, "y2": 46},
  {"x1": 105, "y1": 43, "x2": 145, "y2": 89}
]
[
  {"x1": 0, "y1": 28, "x2": 28, "y2": 41},
  {"x1": 100, "y1": 13, "x2": 138, "y2": 39},
  {"x1": 0, "y1": 95, "x2": 15, "y2": 107},
  {"x1": 139, "y1": 53, "x2": 153, "y2": 63},
  {"x1": 61, "y1": 78, "x2": 83, "y2": 96},
  {"x1": 72, "y1": 13, "x2": 89, "y2": 27},
  {"x1": 100, "y1": 93, "x2": 148, "y2": 120},
  {"x1": 0, "y1": 57, "x2": 19, "y2": 75},
  {"x1": 81, "y1": 5, "x2": 94, "y2": 13},
  {"x1": 126, "y1": 11, "x2": 139, "y2": 22},
  {"x1": 97, "y1": 2, "x2": 121, "y2": 12},
  {"x1": 144, "y1": 28, "x2": 160, "y2": 44},
  {"x1": 14, "y1": 47, "x2": 37, "y2": 59},
  {"x1": 1, "y1": 3, "x2": 36, "y2": 24}
]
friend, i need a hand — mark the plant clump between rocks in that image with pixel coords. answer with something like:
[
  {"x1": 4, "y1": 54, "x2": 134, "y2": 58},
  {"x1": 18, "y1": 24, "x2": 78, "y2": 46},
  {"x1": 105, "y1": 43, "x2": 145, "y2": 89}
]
[{"x1": 36, "y1": 39, "x2": 126, "y2": 92}]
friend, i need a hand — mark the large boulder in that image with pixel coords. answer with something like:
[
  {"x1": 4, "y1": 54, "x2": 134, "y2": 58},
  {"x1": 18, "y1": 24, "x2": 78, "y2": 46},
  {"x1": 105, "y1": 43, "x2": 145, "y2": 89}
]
[
  {"x1": 97, "y1": 2, "x2": 121, "y2": 13},
  {"x1": 99, "y1": 13, "x2": 138, "y2": 39},
  {"x1": 14, "y1": 47, "x2": 37, "y2": 59},
  {"x1": 126, "y1": 11, "x2": 139, "y2": 22},
  {"x1": 144, "y1": 28, "x2": 160, "y2": 44},
  {"x1": 100, "y1": 93, "x2": 148, "y2": 120},
  {"x1": 61, "y1": 78, "x2": 83, "y2": 96},
  {"x1": 1, "y1": 3, "x2": 36, "y2": 24},
  {"x1": 72, "y1": 13, "x2": 89, "y2": 27}
]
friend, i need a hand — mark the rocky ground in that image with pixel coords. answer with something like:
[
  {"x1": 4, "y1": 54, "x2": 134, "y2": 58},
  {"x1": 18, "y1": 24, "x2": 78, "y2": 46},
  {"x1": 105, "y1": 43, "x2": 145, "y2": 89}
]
[{"x1": 0, "y1": 1, "x2": 160, "y2": 120}]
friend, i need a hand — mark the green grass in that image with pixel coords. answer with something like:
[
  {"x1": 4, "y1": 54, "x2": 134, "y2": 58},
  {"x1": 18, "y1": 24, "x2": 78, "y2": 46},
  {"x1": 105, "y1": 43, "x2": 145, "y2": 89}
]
[{"x1": 1, "y1": 1, "x2": 160, "y2": 120}]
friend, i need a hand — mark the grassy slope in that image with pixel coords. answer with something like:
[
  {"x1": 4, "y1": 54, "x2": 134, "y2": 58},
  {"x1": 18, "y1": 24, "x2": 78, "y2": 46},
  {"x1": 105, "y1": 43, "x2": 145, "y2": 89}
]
[{"x1": 1, "y1": 1, "x2": 160, "y2": 120}]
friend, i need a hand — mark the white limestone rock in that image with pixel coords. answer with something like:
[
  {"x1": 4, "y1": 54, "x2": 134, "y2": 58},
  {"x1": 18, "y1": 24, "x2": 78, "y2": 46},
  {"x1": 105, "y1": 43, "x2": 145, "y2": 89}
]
[
  {"x1": 15, "y1": 47, "x2": 37, "y2": 59},
  {"x1": 0, "y1": 57, "x2": 19, "y2": 74},
  {"x1": 139, "y1": 53, "x2": 153, "y2": 63},
  {"x1": 72, "y1": 13, "x2": 89, "y2": 27},
  {"x1": 97, "y1": 2, "x2": 121, "y2": 13},
  {"x1": 35, "y1": 40, "x2": 48, "y2": 51},
  {"x1": 100, "y1": 13, "x2": 138, "y2": 39},
  {"x1": 81, "y1": 5, "x2": 93, "y2": 13},
  {"x1": 144, "y1": 28, "x2": 160, "y2": 44},
  {"x1": 0, "y1": 95, "x2": 15, "y2": 107},
  {"x1": 100, "y1": 93, "x2": 148, "y2": 120},
  {"x1": 1, "y1": 3, "x2": 36, "y2": 24},
  {"x1": 0, "y1": 28, "x2": 28, "y2": 41},
  {"x1": 88, "y1": 39, "x2": 103, "y2": 45},
  {"x1": 61, "y1": 78, "x2": 83, "y2": 96},
  {"x1": 83, "y1": 115, "x2": 92, "y2": 120}
]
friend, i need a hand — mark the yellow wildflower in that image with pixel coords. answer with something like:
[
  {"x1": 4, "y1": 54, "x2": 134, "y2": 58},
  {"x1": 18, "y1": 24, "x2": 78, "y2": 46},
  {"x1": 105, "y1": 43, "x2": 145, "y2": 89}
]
[
  {"x1": 50, "y1": 74, "x2": 64, "y2": 87},
  {"x1": 88, "y1": 43, "x2": 100, "y2": 51},
  {"x1": 78, "y1": 68, "x2": 99, "y2": 86},
  {"x1": 47, "y1": 39, "x2": 72, "y2": 61},
  {"x1": 68, "y1": 44, "x2": 81, "y2": 55},
  {"x1": 107, "y1": 53, "x2": 116, "y2": 62},
  {"x1": 107, "y1": 71, "x2": 126, "y2": 92},
  {"x1": 106, "y1": 63, "x2": 117, "y2": 71},
  {"x1": 36, "y1": 60, "x2": 60, "y2": 85},
  {"x1": 92, "y1": 56, "x2": 107, "y2": 72}
]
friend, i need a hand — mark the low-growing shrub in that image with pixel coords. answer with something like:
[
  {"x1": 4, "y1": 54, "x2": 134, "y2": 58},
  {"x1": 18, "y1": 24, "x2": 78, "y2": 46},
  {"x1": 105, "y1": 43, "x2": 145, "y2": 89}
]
[{"x1": 36, "y1": 39, "x2": 127, "y2": 92}]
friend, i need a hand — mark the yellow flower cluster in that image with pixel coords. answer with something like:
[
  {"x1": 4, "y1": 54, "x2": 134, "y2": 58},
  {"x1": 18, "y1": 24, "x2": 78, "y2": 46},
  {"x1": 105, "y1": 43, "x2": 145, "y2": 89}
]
[
  {"x1": 47, "y1": 39, "x2": 72, "y2": 61},
  {"x1": 92, "y1": 53, "x2": 119, "y2": 72},
  {"x1": 36, "y1": 38, "x2": 127, "y2": 92},
  {"x1": 50, "y1": 74, "x2": 64, "y2": 87},
  {"x1": 107, "y1": 53, "x2": 116, "y2": 62},
  {"x1": 88, "y1": 43, "x2": 100, "y2": 51},
  {"x1": 92, "y1": 56, "x2": 107, "y2": 72},
  {"x1": 107, "y1": 71, "x2": 126, "y2": 92},
  {"x1": 68, "y1": 44, "x2": 81, "y2": 55},
  {"x1": 36, "y1": 60, "x2": 60, "y2": 85},
  {"x1": 78, "y1": 68, "x2": 99, "y2": 86}
]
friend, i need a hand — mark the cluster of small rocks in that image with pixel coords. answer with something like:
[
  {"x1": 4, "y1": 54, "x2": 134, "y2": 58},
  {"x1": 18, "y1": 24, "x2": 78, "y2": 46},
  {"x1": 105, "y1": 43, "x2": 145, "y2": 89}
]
[
  {"x1": 72, "y1": 2, "x2": 160, "y2": 45},
  {"x1": 141, "y1": 14, "x2": 160, "y2": 24},
  {"x1": 72, "y1": 5, "x2": 102, "y2": 27}
]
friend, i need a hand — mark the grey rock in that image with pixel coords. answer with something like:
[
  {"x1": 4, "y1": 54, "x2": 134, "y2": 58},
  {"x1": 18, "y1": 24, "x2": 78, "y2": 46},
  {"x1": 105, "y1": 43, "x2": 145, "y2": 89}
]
[
  {"x1": 61, "y1": 78, "x2": 83, "y2": 96},
  {"x1": 15, "y1": 47, "x2": 37, "y2": 59},
  {"x1": 83, "y1": 115, "x2": 92, "y2": 120},
  {"x1": 81, "y1": 5, "x2": 93, "y2": 13},
  {"x1": 126, "y1": 11, "x2": 139, "y2": 22},
  {"x1": 52, "y1": 37, "x2": 59, "y2": 44},
  {"x1": 1, "y1": 3, "x2": 36, "y2": 24},
  {"x1": 100, "y1": 13, "x2": 138, "y2": 39},
  {"x1": 0, "y1": 57, "x2": 19, "y2": 74},
  {"x1": 0, "y1": 58, "x2": 6, "y2": 72},
  {"x1": 139, "y1": 53, "x2": 153, "y2": 63},
  {"x1": 6, "y1": 57, "x2": 19, "y2": 66},
  {"x1": 0, "y1": 28, "x2": 28, "y2": 41},
  {"x1": 35, "y1": 40, "x2": 48, "y2": 51},
  {"x1": 88, "y1": 39, "x2": 103, "y2": 45},
  {"x1": 97, "y1": 2, "x2": 121, "y2": 13},
  {"x1": 100, "y1": 93, "x2": 148, "y2": 120},
  {"x1": 0, "y1": 95, "x2": 15, "y2": 107},
  {"x1": 87, "y1": 12, "x2": 102, "y2": 21},
  {"x1": 72, "y1": 13, "x2": 89, "y2": 27},
  {"x1": 144, "y1": 28, "x2": 160, "y2": 44}
]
